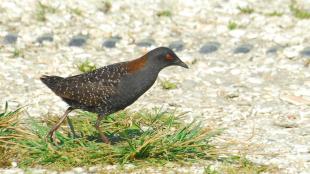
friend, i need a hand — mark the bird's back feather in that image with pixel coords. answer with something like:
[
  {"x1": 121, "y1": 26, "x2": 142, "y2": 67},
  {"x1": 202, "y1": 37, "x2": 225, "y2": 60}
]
[{"x1": 41, "y1": 63, "x2": 128, "y2": 109}]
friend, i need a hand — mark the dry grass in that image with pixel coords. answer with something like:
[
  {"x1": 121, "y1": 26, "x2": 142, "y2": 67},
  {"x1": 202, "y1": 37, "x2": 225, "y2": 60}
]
[
  {"x1": 237, "y1": 6, "x2": 254, "y2": 14},
  {"x1": 0, "y1": 102, "x2": 30, "y2": 167},
  {"x1": 35, "y1": 1, "x2": 57, "y2": 22}
]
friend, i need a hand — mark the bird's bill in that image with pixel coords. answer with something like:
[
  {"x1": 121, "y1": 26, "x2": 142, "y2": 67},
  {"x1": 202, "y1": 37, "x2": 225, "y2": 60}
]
[{"x1": 176, "y1": 60, "x2": 189, "y2": 69}]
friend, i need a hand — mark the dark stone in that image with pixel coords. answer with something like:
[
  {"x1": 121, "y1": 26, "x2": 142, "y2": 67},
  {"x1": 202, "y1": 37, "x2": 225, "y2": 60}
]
[
  {"x1": 102, "y1": 36, "x2": 122, "y2": 48},
  {"x1": 3, "y1": 33, "x2": 17, "y2": 44},
  {"x1": 37, "y1": 34, "x2": 53, "y2": 44},
  {"x1": 234, "y1": 44, "x2": 253, "y2": 54},
  {"x1": 102, "y1": 39, "x2": 116, "y2": 48},
  {"x1": 68, "y1": 35, "x2": 87, "y2": 47},
  {"x1": 300, "y1": 47, "x2": 310, "y2": 57},
  {"x1": 266, "y1": 46, "x2": 278, "y2": 54},
  {"x1": 169, "y1": 40, "x2": 185, "y2": 51},
  {"x1": 136, "y1": 38, "x2": 155, "y2": 47},
  {"x1": 111, "y1": 36, "x2": 122, "y2": 40},
  {"x1": 199, "y1": 42, "x2": 220, "y2": 54}
]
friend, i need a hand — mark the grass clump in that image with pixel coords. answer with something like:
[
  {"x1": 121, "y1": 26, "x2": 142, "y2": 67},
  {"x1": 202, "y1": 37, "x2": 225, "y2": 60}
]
[
  {"x1": 0, "y1": 104, "x2": 277, "y2": 172},
  {"x1": 70, "y1": 8, "x2": 83, "y2": 16},
  {"x1": 98, "y1": 1, "x2": 112, "y2": 13},
  {"x1": 0, "y1": 107, "x2": 222, "y2": 170},
  {"x1": 12, "y1": 48, "x2": 24, "y2": 58},
  {"x1": 160, "y1": 80, "x2": 177, "y2": 90},
  {"x1": 237, "y1": 6, "x2": 254, "y2": 14},
  {"x1": 77, "y1": 60, "x2": 96, "y2": 73},
  {"x1": 157, "y1": 10, "x2": 172, "y2": 17},
  {"x1": 266, "y1": 11, "x2": 283, "y2": 17},
  {"x1": 228, "y1": 21, "x2": 238, "y2": 30},
  {"x1": 290, "y1": 1, "x2": 310, "y2": 19},
  {"x1": 35, "y1": 1, "x2": 57, "y2": 22}
]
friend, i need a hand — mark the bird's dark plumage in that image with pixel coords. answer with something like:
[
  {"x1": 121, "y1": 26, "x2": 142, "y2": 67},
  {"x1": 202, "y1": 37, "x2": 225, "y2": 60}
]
[{"x1": 41, "y1": 47, "x2": 188, "y2": 144}]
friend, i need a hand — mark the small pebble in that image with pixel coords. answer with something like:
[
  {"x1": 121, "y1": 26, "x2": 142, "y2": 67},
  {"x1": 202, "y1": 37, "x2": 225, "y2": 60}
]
[
  {"x1": 11, "y1": 162, "x2": 17, "y2": 168},
  {"x1": 283, "y1": 46, "x2": 300, "y2": 58},
  {"x1": 273, "y1": 113, "x2": 300, "y2": 128},
  {"x1": 88, "y1": 166, "x2": 99, "y2": 173},
  {"x1": 73, "y1": 167, "x2": 84, "y2": 173}
]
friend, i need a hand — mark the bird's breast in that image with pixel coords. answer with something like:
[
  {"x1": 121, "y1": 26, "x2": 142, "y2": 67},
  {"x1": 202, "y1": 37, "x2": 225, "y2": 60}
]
[{"x1": 115, "y1": 69, "x2": 158, "y2": 107}]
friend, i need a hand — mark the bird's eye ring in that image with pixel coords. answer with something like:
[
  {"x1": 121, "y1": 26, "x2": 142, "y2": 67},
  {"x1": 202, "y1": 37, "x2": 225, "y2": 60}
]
[{"x1": 165, "y1": 53, "x2": 174, "y2": 61}]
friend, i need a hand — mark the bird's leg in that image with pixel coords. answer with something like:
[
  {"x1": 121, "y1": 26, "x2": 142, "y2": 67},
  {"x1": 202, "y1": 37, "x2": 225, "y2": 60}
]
[
  {"x1": 66, "y1": 116, "x2": 77, "y2": 138},
  {"x1": 46, "y1": 107, "x2": 74, "y2": 144},
  {"x1": 95, "y1": 115, "x2": 110, "y2": 144}
]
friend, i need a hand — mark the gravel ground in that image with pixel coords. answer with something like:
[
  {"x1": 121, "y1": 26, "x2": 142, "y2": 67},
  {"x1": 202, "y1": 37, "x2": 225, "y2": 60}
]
[{"x1": 0, "y1": 0, "x2": 310, "y2": 173}]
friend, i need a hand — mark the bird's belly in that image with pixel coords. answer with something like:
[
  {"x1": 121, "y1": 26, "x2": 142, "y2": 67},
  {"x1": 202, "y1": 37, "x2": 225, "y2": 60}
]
[{"x1": 112, "y1": 87, "x2": 147, "y2": 110}]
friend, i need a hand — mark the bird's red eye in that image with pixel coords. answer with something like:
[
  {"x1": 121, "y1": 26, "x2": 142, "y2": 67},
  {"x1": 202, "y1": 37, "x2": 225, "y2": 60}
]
[{"x1": 165, "y1": 53, "x2": 174, "y2": 61}]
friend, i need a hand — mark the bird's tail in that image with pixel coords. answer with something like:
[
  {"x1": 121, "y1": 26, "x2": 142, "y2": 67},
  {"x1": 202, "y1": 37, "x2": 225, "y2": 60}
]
[{"x1": 40, "y1": 75, "x2": 64, "y2": 90}]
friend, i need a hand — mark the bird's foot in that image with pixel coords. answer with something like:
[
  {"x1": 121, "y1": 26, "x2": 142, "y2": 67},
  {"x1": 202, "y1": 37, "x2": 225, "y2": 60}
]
[{"x1": 45, "y1": 131, "x2": 58, "y2": 145}]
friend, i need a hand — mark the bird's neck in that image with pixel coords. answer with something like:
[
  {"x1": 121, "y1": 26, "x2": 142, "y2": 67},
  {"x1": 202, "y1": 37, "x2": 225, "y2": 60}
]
[
  {"x1": 126, "y1": 55, "x2": 148, "y2": 74},
  {"x1": 119, "y1": 57, "x2": 160, "y2": 101}
]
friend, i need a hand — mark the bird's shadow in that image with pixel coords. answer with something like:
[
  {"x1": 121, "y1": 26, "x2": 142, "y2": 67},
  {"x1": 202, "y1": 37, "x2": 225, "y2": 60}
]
[{"x1": 80, "y1": 128, "x2": 144, "y2": 144}]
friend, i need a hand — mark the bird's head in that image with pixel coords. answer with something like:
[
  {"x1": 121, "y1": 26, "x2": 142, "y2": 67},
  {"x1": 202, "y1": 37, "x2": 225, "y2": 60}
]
[{"x1": 147, "y1": 47, "x2": 189, "y2": 69}]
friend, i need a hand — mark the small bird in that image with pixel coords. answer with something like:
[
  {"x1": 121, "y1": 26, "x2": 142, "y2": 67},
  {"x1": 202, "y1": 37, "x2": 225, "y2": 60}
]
[{"x1": 41, "y1": 47, "x2": 188, "y2": 144}]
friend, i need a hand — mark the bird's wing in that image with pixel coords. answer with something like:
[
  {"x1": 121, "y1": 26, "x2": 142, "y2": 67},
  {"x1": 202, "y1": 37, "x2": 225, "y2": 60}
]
[{"x1": 52, "y1": 63, "x2": 128, "y2": 106}]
